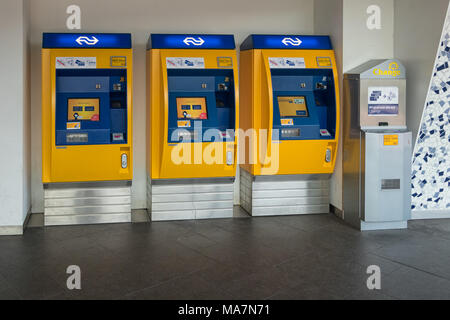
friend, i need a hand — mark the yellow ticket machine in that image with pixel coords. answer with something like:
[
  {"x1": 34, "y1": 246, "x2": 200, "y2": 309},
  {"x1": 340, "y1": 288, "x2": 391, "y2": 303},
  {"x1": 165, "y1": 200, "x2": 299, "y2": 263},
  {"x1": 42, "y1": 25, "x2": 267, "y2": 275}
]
[
  {"x1": 147, "y1": 34, "x2": 239, "y2": 221},
  {"x1": 239, "y1": 35, "x2": 340, "y2": 216},
  {"x1": 42, "y1": 33, "x2": 133, "y2": 226}
]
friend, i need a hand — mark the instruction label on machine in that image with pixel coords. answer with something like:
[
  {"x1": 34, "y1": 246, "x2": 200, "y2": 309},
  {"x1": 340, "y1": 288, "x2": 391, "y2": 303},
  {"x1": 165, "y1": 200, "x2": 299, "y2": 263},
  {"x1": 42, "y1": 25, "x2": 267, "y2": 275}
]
[
  {"x1": 384, "y1": 134, "x2": 399, "y2": 146},
  {"x1": 166, "y1": 57, "x2": 205, "y2": 69},
  {"x1": 317, "y1": 57, "x2": 332, "y2": 67},
  {"x1": 217, "y1": 57, "x2": 233, "y2": 68},
  {"x1": 177, "y1": 120, "x2": 191, "y2": 128},
  {"x1": 368, "y1": 86, "x2": 399, "y2": 115},
  {"x1": 269, "y1": 57, "x2": 305, "y2": 69},
  {"x1": 110, "y1": 56, "x2": 127, "y2": 67},
  {"x1": 66, "y1": 122, "x2": 81, "y2": 130},
  {"x1": 56, "y1": 57, "x2": 96, "y2": 69},
  {"x1": 280, "y1": 118, "x2": 294, "y2": 126}
]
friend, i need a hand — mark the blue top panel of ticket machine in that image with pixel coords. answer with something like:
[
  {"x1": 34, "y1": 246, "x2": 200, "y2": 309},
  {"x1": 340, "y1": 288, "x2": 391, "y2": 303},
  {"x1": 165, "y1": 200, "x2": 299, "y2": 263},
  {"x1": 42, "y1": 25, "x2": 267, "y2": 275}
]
[
  {"x1": 240, "y1": 34, "x2": 332, "y2": 50},
  {"x1": 43, "y1": 33, "x2": 131, "y2": 48},
  {"x1": 148, "y1": 34, "x2": 235, "y2": 49}
]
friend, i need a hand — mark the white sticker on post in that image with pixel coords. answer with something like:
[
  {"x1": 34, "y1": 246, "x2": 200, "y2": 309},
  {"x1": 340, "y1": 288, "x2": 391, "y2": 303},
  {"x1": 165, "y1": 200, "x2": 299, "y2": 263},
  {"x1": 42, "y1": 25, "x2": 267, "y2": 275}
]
[
  {"x1": 268, "y1": 57, "x2": 305, "y2": 69},
  {"x1": 166, "y1": 57, "x2": 205, "y2": 69},
  {"x1": 56, "y1": 57, "x2": 96, "y2": 69}
]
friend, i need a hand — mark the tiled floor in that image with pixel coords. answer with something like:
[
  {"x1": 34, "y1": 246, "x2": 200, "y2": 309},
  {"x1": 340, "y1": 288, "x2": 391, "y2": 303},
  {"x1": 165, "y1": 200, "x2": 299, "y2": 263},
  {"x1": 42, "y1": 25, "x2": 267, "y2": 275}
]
[{"x1": 1, "y1": 210, "x2": 450, "y2": 300}]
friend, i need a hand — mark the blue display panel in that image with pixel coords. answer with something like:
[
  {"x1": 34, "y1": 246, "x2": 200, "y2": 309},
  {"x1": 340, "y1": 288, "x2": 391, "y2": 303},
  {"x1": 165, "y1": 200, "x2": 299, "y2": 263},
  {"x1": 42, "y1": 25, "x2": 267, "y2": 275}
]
[
  {"x1": 240, "y1": 35, "x2": 332, "y2": 51},
  {"x1": 271, "y1": 69, "x2": 337, "y2": 141},
  {"x1": 167, "y1": 69, "x2": 236, "y2": 143},
  {"x1": 148, "y1": 34, "x2": 235, "y2": 50},
  {"x1": 55, "y1": 69, "x2": 128, "y2": 145},
  {"x1": 43, "y1": 33, "x2": 132, "y2": 49}
]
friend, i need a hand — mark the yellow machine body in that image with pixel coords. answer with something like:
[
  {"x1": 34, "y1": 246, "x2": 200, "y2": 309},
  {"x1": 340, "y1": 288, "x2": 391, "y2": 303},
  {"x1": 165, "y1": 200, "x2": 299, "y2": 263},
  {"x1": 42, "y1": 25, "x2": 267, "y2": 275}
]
[
  {"x1": 239, "y1": 47, "x2": 340, "y2": 176},
  {"x1": 148, "y1": 48, "x2": 239, "y2": 180},
  {"x1": 42, "y1": 47, "x2": 133, "y2": 183}
]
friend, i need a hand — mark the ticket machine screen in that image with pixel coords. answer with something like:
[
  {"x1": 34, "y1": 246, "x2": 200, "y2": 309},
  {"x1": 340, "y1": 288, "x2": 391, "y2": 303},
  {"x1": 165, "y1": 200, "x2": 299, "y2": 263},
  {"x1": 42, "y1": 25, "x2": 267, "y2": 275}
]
[
  {"x1": 68, "y1": 98, "x2": 100, "y2": 121},
  {"x1": 167, "y1": 69, "x2": 236, "y2": 143},
  {"x1": 278, "y1": 96, "x2": 308, "y2": 117},
  {"x1": 271, "y1": 68, "x2": 336, "y2": 140},
  {"x1": 177, "y1": 97, "x2": 208, "y2": 120}
]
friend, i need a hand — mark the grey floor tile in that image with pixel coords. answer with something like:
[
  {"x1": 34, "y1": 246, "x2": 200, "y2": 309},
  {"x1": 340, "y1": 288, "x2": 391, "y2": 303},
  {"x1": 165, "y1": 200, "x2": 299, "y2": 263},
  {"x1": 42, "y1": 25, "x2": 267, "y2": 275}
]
[
  {"x1": 344, "y1": 253, "x2": 403, "y2": 276},
  {"x1": 191, "y1": 241, "x2": 296, "y2": 273},
  {"x1": 177, "y1": 233, "x2": 218, "y2": 250},
  {"x1": 193, "y1": 264, "x2": 252, "y2": 288},
  {"x1": 409, "y1": 219, "x2": 450, "y2": 240},
  {"x1": 361, "y1": 228, "x2": 431, "y2": 248},
  {"x1": 126, "y1": 273, "x2": 235, "y2": 300},
  {"x1": 1, "y1": 213, "x2": 450, "y2": 300},
  {"x1": 373, "y1": 235, "x2": 450, "y2": 280},
  {"x1": 275, "y1": 213, "x2": 342, "y2": 232},
  {"x1": 0, "y1": 265, "x2": 66, "y2": 299},
  {"x1": 183, "y1": 221, "x2": 238, "y2": 244},
  {"x1": 269, "y1": 285, "x2": 345, "y2": 300},
  {"x1": 344, "y1": 287, "x2": 396, "y2": 300},
  {"x1": 304, "y1": 226, "x2": 385, "y2": 258},
  {"x1": 220, "y1": 266, "x2": 299, "y2": 300},
  {"x1": 0, "y1": 274, "x2": 22, "y2": 300},
  {"x1": 381, "y1": 266, "x2": 450, "y2": 300},
  {"x1": 48, "y1": 264, "x2": 162, "y2": 300},
  {"x1": 0, "y1": 287, "x2": 22, "y2": 300},
  {"x1": 257, "y1": 232, "x2": 314, "y2": 258}
]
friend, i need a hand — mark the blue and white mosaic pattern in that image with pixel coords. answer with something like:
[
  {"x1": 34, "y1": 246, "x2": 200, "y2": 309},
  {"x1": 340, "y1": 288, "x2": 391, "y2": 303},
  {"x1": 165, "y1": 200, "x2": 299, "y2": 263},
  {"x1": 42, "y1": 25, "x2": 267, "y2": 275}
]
[{"x1": 411, "y1": 6, "x2": 450, "y2": 212}]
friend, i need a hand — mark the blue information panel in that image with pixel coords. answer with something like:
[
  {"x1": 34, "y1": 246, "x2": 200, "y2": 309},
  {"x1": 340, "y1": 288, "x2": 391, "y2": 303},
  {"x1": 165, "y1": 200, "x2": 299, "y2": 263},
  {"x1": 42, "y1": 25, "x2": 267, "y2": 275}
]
[
  {"x1": 240, "y1": 35, "x2": 332, "y2": 50},
  {"x1": 55, "y1": 69, "x2": 128, "y2": 145},
  {"x1": 148, "y1": 34, "x2": 235, "y2": 50},
  {"x1": 43, "y1": 33, "x2": 132, "y2": 49}
]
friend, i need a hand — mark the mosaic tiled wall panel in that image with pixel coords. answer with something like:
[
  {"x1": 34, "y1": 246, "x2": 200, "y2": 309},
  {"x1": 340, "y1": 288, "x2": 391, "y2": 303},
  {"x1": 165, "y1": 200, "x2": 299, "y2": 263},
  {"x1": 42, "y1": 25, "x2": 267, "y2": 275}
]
[{"x1": 411, "y1": 5, "x2": 450, "y2": 213}]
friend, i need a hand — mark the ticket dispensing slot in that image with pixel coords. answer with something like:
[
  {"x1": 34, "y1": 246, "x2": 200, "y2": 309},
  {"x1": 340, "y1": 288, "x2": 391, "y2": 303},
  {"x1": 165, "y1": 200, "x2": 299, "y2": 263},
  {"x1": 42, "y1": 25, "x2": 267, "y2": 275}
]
[{"x1": 168, "y1": 69, "x2": 236, "y2": 143}]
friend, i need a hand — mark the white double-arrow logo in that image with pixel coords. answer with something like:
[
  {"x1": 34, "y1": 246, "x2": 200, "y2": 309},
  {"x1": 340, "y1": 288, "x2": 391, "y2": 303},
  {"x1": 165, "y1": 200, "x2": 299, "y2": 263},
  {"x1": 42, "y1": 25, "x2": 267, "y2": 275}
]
[
  {"x1": 183, "y1": 37, "x2": 205, "y2": 46},
  {"x1": 281, "y1": 37, "x2": 302, "y2": 46},
  {"x1": 76, "y1": 36, "x2": 99, "y2": 46}
]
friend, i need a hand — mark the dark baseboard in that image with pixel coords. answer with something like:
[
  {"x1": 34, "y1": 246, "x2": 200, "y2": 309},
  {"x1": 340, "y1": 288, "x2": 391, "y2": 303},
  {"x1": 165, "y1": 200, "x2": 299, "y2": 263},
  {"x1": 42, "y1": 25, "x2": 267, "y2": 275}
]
[{"x1": 330, "y1": 204, "x2": 344, "y2": 219}]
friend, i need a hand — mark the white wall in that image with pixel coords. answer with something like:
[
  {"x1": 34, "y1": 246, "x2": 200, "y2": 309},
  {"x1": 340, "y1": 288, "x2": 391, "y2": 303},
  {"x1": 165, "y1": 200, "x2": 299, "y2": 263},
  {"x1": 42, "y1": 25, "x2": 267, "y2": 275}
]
[
  {"x1": 29, "y1": 0, "x2": 315, "y2": 212},
  {"x1": 314, "y1": 0, "x2": 344, "y2": 211},
  {"x1": 314, "y1": 0, "x2": 395, "y2": 211},
  {"x1": 23, "y1": 0, "x2": 31, "y2": 225},
  {"x1": 394, "y1": 0, "x2": 450, "y2": 142},
  {"x1": 343, "y1": 0, "x2": 395, "y2": 211},
  {"x1": 343, "y1": 0, "x2": 394, "y2": 72},
  {"x1": 0, "y1": 0, "x2": 31, "y2": 233}
]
